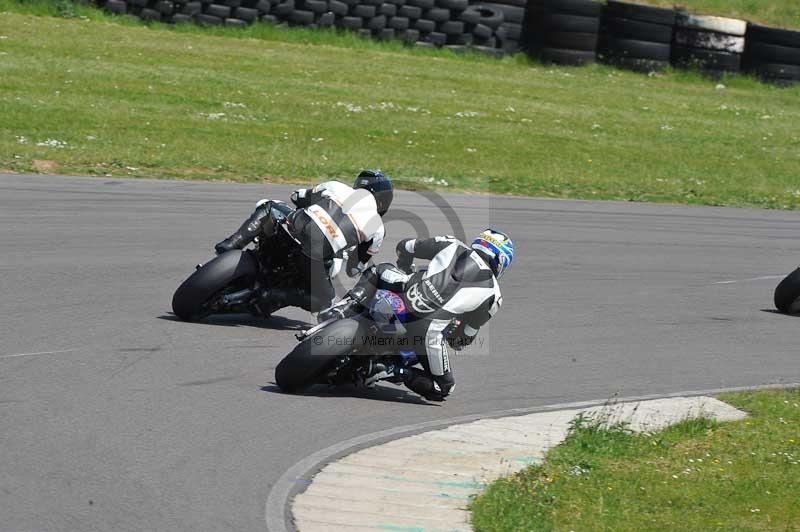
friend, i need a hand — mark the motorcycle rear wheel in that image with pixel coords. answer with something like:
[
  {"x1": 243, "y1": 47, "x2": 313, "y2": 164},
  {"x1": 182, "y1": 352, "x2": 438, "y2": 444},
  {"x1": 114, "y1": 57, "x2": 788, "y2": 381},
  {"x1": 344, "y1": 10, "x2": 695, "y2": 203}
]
[{"x1": 172, "y1": 249, "x2": 258, "y2": 321}]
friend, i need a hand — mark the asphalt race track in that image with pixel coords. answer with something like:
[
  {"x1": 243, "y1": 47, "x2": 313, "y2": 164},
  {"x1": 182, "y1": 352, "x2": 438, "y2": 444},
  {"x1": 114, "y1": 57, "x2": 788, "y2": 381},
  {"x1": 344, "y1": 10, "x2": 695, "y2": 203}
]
[{"x1": 2, "y1": 174, "x2": 799, "y2": 532}]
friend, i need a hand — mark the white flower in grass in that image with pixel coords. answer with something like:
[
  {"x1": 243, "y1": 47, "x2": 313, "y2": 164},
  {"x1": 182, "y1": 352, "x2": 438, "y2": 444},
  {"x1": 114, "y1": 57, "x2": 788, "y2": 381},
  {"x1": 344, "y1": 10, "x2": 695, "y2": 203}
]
[
  {"x1": 223, "y1": 102, "x2": 246, "y2": 108},
  {"x1": 36, "y1": 139, "x2": 67, "y2": 149},
  {"x1": 335, "y1": 102, "x2": 364, "y2": 113},
  {"x1": 454, "y1": 111, "x2": 478, "y2": 118},
  {"x1": 591, "y1": 124, "x2": 601, "y2": 130},
  {"x1": 715, "y1": 84, "x2": 725, "y2": 90},
  {"x1": 750, "y1": 508, "x2": 760, "y2": 513},
  {"x1": 86, "y1": 135, "x2": 96, "y2": 141},
  {"x1": 16, "y1": 136, "x2": 28, "y2": 144},
  {"x1": 660, "y1": 124, "x2": 674, "y2": 131},
  {"x1": 506, "y1": 106, "x2": 515, "y2": 113},
  {"x1": 466, "y1": 148, "x2": 477, "y2": 153},
  {"x1": 311, "y1": 137, "x2": 324, "y2": 143}
]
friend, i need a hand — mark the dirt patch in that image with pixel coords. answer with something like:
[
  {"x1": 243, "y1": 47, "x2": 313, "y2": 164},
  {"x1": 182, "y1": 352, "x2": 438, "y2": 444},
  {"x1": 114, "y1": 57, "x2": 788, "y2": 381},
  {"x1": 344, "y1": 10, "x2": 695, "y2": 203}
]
[{"x1": 32, "y1": 160, "x2": 58, "y2": 173}]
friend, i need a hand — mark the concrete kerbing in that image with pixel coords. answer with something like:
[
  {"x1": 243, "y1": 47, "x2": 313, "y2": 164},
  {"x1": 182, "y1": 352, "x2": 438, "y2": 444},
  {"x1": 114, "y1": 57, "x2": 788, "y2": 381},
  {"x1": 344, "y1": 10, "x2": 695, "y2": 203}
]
[
  {"x1": 265, "y1": 383, "x2": 798, "y2": 532},
  {"x1": 290, "y1": 396, "x2": 746, "y2": 531}
]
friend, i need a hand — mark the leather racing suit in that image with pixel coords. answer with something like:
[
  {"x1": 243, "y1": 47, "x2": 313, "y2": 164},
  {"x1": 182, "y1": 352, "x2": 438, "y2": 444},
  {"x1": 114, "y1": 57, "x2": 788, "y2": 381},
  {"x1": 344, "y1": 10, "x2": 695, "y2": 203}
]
[{"x1": 343, "y1": 235, "x2": 503, "y2": 401}]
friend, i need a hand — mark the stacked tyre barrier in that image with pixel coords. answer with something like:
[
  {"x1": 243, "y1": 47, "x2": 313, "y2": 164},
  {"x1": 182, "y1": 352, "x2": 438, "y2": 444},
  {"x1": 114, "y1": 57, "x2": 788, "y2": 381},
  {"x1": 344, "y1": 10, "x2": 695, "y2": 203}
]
[
  {"x1": 99, "y1": 0, "x2": 520, "y2": 55},
  {"x1": 101, "y1": 0, "x2": 276, "y2": 27},
  {"x1": 744, "y1": 24, "x2": 800, "y2": 87},
  {"x1": 98, "y1": 0, "x2": 800, "y2": 86},
  {"x1": 672, "y1": 13, "x2": 747, "y2": 77},
  {"x1": 477, "y1": 0, "x2": 526, "y2": 54},
  {"x1": 523, "y1": 0, "x2": 603, "y2": 66},
  {"x1": 599, "y1": 0, "x2": 674, "y2": 73}
]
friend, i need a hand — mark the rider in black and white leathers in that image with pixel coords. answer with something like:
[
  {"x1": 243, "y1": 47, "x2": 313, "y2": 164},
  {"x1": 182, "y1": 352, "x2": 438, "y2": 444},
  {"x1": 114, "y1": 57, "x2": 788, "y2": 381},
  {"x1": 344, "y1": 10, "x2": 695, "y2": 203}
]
[
  {"x1": 214, "y1": 172, "x2": 392, "y2": 313},
  {"x1": 324, "y1": 235, "x2": 503, "y2": 401}
]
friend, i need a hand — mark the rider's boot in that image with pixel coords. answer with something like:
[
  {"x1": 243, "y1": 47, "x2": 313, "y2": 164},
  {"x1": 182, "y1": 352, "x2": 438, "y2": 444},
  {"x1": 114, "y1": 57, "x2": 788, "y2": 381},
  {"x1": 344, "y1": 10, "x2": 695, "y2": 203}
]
[
  {"x1": 214, "y1": 204, "x2": 271, "y2": 255},
  {"x1": 395, "y1": 367, "x2": 451, "y2": 402},
  {"x1": 359, "y1": 361, "x2": 389, "y2": 388},
  {"x1": 253, "y1": 287, "x2": 312, "y2": 316}
]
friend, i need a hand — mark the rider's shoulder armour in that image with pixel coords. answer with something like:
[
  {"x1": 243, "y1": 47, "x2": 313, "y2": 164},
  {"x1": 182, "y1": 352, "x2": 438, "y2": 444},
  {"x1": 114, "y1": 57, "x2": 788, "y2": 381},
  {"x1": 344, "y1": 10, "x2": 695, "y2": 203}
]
[{"x1": 451, "y1": 249, "x2": 493, "y2": 284}]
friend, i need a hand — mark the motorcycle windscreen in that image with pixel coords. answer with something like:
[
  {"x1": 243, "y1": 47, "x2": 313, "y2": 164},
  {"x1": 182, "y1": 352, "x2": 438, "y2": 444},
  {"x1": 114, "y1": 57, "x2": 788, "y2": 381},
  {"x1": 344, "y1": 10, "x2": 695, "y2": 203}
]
[{"x1": 369, "y1": 289, "x2": 408, "y2": 335}]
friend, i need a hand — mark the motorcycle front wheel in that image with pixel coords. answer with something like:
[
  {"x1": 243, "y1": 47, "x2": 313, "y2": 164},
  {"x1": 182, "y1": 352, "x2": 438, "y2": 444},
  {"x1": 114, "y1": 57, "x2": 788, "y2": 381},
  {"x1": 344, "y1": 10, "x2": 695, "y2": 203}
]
[
  {"x1": 774, "y1": 267, "x2": 800, "y2": 314},
  {"x1": 275, "y1": 317, "x2": 363, "y2": 393}
]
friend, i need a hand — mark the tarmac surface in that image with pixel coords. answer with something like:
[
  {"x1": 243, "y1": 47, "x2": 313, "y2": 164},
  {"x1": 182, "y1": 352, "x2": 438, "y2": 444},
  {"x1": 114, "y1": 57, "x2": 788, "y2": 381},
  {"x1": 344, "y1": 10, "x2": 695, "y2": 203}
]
[{"x1": 1, "y1": 174, "x2": 799, "y2": 531}]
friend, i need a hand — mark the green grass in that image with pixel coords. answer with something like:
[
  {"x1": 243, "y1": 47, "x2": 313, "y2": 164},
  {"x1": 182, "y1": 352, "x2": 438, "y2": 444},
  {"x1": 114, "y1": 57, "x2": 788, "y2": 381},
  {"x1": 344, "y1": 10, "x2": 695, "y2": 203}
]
[
  {"x1": 1, "y1": 5, "x2": 800, "y2": 208},
  {"x1": 470, "y1": 389, "x2": 800, "y2": 532}
]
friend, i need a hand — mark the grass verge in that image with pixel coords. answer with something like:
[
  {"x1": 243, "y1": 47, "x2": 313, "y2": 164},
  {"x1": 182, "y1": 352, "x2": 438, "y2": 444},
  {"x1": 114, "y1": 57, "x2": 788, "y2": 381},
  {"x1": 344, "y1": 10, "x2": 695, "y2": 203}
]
[
  {"x1": 469, "y1": 388, "x2": 800, "y2": 531},
  {"x1": 1, "y1": 6, "x2": 799, "y2": 208}
]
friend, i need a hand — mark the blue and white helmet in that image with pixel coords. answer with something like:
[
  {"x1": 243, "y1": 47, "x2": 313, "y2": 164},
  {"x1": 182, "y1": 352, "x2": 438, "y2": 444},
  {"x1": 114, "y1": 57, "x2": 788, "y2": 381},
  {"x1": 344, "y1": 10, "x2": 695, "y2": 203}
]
[{"x1": 472, "y1": 229, "x2": 514, "y2": 279}]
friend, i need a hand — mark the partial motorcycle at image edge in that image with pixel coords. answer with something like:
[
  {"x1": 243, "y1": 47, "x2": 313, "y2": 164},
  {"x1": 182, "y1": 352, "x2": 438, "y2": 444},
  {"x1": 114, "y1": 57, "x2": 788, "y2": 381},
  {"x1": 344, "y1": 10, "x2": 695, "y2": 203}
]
[
  {"x1": 774, "y1": 266, "x2": 800, "y2": 314},
  {"x1": 172, "y1": 201, "x2": 318, "y2": 321},
  {"x1": 275, "y1": 287, "x2": 429, "y2": 393}
]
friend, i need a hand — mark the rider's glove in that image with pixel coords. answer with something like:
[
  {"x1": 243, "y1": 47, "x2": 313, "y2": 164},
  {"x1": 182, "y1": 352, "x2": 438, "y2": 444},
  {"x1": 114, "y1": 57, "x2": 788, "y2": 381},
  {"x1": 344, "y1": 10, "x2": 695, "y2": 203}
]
[
  {"x1": 396, "y1": 239, "x2": 415, "y2": 274},
  {"x1": 396, "y1": 256, "x2": 414, "y2": 275},
  {"x1": 317, "y1": 299, "x2": 350, "y2": 322},
  {"x1": 445, "y1": 320, "x2": 476, "y2": 351},
  {"x1": 214, "y1": 237, "x2": 239, "y2": 255}
]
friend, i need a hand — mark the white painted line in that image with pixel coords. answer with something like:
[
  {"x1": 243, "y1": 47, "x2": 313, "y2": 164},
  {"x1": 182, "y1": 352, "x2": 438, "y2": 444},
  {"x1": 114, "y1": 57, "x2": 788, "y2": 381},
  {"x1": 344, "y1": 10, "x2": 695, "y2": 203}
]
[
  {"x1": 0, "y1": 348, "x2": 77, "y2": 359},
  {"x1": 712, "y1": 275, "x2": 785, "y2": 285}
]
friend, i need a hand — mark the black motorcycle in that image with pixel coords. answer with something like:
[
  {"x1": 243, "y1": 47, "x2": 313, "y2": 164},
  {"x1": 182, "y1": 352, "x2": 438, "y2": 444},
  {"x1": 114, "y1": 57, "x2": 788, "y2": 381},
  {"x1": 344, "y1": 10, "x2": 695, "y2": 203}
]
[
  {"x1": 275, "y1": 288, "x2": 427, "y2": 393},
  {"x1": 172, "y1": 202, "x2": 304, "y2": 321},
  {"x1": 774, "y1": 266, "x2": 800, "y2": 314}
]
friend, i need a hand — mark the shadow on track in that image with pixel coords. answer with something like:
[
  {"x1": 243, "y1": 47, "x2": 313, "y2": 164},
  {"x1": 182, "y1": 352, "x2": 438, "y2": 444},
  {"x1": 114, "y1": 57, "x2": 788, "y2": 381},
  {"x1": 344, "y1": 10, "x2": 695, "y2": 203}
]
[
  {"x1": 760, "y1": 309, "x2": 800, "y2": 318},
  {"x1": 158, "y1": 313, "x2": 311, "y2": 331},
  {"x1": 260, "y1": 383, "x2": 436, "y2": 406}
]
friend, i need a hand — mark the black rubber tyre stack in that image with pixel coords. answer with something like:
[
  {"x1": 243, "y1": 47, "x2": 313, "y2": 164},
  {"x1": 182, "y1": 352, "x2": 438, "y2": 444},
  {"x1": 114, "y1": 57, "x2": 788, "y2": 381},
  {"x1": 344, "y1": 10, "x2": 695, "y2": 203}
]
[
  {"x1": 196, "y1": 13, "x2": 224, "y2": 24},
  {"x1": 270, "y1": 0, "x2": 333, "y2": 27},
  {"x1": 178, "y1": 1, "x2": 198, "y2": 14},
  {"x1": 104, "y1": 0, "x2": 128, "y2": 14},
  {"x1": 671, "y1": 13, "x2": 747, "y2": 77},
  {"x1": 234, "y1": 6, "x2": 259, "y2": 21},
  {"x1": 459, "y1": 4, "x2": 504, "y2": 50},
  {"x1": 743, "y1": 24, "x2": 800, "y2": 87},
  {"x1": 599, "y1": 0, "x2": 675, "y2": 73},
  {"x1": 399, "y1": 0, "x2": 437, "y2": 44},
  {"x1": 393, "y1": 5, "x2": 420, "y2": 42},
  {"x1": 523, "y1": 0, "x2": 602, "y2": 65},
  {"x1": 477, "y1": 2, "x2": 522, "y2": 52},
  {"x1": 138, "y1": 7, "x2": 162, "y2": 21}
]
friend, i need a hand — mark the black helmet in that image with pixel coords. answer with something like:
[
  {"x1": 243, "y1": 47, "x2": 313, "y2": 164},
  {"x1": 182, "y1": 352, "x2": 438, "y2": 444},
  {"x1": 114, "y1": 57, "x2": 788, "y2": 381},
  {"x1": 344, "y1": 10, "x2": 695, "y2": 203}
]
[{"x1": 354, "y1": 170, "x2": 393, "y2": 216}]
